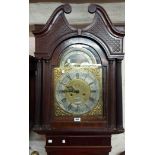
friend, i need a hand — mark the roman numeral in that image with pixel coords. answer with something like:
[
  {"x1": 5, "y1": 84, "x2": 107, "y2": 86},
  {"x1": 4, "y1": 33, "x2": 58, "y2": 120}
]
[
  {"x1": 89, "y1": 81, "x2": 94, "y2": 85},
  {"x1": 76, "y1": 73, "x2": 79, "y2": 79},
  {"x1": 84, "y1": 73, "x2": 88, "y2": 80},
  {"x1": 58, "y1": 90, "x2": 65, "y2": 93},
  {"x1": 84, "y1": 103, "x2": 90, "y2": 109},
  {"x1": 89, "y1": 97, "x2": 95, "y2": 102},
  {"x1": 91, "y1": 90, "x2": 97, "y2": 93},
  {"x1": 76, "y1": 105, "x2": 80, "y2": 112},
  {"x1": 68, "y1": 103, "x2": 72, "y2": 110},
  {"x1": 60, "y1": 82, "x2": 67, "y2": 86},
  {"x1": 66, "y1": 74, "x2": 72, "y2": 80},
  {"x1": 61, "y1": 98, "x2": 67, "y2": 103}
]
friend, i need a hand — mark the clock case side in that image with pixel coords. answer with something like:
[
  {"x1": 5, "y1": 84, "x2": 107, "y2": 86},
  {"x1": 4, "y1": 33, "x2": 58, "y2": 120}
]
[
  {"x1": 32, "y1": 4, "x2": 125, "y2": 134},
  {"x1": 29, "y1": 55, "x2": 37, "y2": 130}
]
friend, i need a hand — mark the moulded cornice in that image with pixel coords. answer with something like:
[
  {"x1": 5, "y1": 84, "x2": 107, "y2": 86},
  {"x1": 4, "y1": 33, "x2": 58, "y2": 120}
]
[
  {"x1": 88, "y1": 4, "x2": 125, "y2": 37},
  {"x1": 33, "y1": 4, "x2": 125, "y2": 59},
  {"x1": 33, "y1": 4, "x2": 72, "y2": 36}
]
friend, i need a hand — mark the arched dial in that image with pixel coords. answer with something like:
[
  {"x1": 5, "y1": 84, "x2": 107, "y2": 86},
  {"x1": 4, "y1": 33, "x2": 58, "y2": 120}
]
[
  {"x1": 55, "y1": 69, "x2": 100, "y2": 115},
  {"x1": 60, "y1": 44, "x2": 98, "y2": 67}
]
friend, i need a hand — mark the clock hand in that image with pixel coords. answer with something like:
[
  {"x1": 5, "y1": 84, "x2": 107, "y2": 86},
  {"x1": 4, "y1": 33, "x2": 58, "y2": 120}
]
[
  {"x1": 66, "y1": 86, "x2": 74, "y2": 92},
  {"x1": 66, "y1": 86, "x2": 79, "y2": 93},
  {"x1": 74, "y1": 89, "x2": 79, "y2": 93},
  {"x1": 70, "y1": 86, "x2": 79, "y2": 93}
]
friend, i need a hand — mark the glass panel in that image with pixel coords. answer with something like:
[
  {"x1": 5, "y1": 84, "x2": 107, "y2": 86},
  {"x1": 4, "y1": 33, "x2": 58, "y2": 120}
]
[{"x1": 60, "y1": 44, "x2": 101, "y2": 67}]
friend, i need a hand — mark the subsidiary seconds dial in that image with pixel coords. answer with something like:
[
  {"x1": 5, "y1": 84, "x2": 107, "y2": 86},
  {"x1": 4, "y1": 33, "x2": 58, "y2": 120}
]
[{"x1": 55, "y1": 69, "x2": 100, "y2": 115}]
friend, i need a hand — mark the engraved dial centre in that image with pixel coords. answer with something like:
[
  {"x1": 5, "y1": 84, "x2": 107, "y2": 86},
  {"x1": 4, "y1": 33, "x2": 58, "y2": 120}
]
[{"x1": 66, "y1": 79, "x2": 91, "y2": 105}]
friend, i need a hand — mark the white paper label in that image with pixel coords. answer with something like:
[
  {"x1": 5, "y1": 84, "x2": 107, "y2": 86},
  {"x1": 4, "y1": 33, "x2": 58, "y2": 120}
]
[
  {"x1": 74, "y1": 117, "x2": 81, "y2": 122},
  {"x1": 48, "y1": 139, "x2": 53, "y2": 143}
]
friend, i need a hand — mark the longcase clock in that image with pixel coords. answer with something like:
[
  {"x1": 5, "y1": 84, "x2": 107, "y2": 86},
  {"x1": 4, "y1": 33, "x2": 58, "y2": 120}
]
[{"x1": 31, "y1": 4, "x2": 125, "y2": 155}]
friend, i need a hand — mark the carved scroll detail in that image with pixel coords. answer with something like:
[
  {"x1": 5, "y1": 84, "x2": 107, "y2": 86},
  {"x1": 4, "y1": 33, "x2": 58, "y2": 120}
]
[{"x1": 87, "y1": 16, "x2": 122, "y2": 53}]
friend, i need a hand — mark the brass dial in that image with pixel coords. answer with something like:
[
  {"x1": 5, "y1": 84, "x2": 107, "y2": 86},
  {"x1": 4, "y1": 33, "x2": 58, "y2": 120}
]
[
  {"x1": 55, "y1": 68, "x2": 100, "y2": 115},
  {"x1": 54, "y1": 44, "x2": 103, "y2": 116}
]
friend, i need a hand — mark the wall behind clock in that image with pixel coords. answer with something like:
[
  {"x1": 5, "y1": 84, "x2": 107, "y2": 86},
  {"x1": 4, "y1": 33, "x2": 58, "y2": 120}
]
[{"x1": 29, "y1": 1, "x2": 125, "y2": 155}]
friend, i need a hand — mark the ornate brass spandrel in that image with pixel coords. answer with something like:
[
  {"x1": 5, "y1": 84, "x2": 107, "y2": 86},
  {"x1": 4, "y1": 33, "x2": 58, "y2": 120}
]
[
  {"x1": 84, "y1": 102, "x2": 103, "y2": 116},
  {"x1": 55, "y1": 104, "x2": 72, "y2": 116}
]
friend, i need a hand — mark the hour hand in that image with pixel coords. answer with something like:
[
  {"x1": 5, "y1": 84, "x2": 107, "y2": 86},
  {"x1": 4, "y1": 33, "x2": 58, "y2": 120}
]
[{"x1": 66, "y1": 86, "x2": 79, "y2": 93}]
